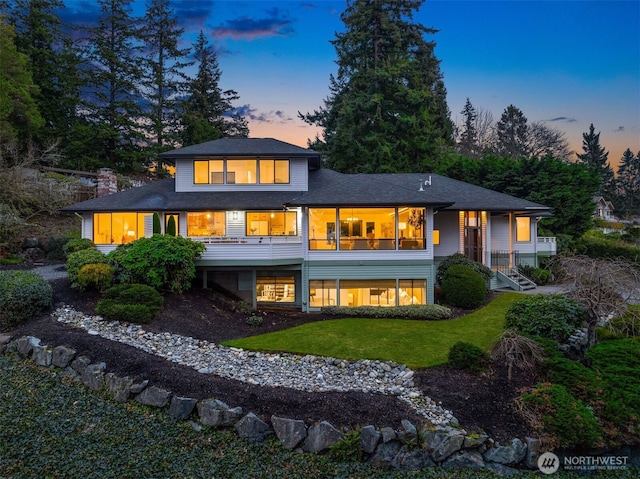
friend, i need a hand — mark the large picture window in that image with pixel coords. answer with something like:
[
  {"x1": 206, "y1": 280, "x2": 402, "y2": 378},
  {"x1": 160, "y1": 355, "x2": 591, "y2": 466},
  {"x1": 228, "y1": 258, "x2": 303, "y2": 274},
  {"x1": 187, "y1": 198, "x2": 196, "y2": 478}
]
[
  {"x1": 257, "y1": 276, "x2": 294, "y2": 303},
  {"x1": 246, "y1": 212, "x2": 297, "y2": 236},
  {"x1": 259, "y1": 159, "x2": 289, "y2": 184},
  {"x1": 93, "y1": 212, "x2": 152, "y2": 244},
  {"x1": 187, "y1": 212, "x2": 226, "y2": 237}
]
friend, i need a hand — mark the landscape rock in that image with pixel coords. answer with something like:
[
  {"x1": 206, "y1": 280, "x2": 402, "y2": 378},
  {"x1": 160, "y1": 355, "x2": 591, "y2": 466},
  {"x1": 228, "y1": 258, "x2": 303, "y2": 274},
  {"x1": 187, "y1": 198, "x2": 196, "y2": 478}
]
[
  {"x1": 271, "y1": 415, "x2": 307, "y2": 450},
  {"x1": 130, "y1": 379, "x2": 149, "y2": 394},
  {"x1": 391, "y1": 446, "x2": 435, "y2": 470},
  {"x1": 70, "y1": 356, "x2": 91, "y2": 375},
  {"x1": 135, "y1": 385, "x2": 171, "y2": 407},
  {"x1": 168, "y1": 396, "x2": 197, "y2": 420},
  {"x1": 359, "y1": 425, "x2": 381, "y2": 454},
  {"x1": 32, "y1": 344, "x2": 52, "y2": 367},
  {"x1": 463, "y1": 432, "x2": 489, "y2": 449},
  {"x1": 0, "y1": 334, "x2": 11, "y2": 355},
  {"x1": 524, "y1": 437, "x2": 542, "y2": 470},
  {"x1": 81, "y1": 362, "x2": 106, "y2": 391},
  {"x1": 430, "y1": 431, "x2": 466, "y2": 463},
  {"x1": 380, "y1": 426, "x2": 396, "y2": 443},
  {"x1": 198, "y1": 399, "x2": 242, "y2": 427},
  {"x1": 59, "y1": 366, "x2": 81, "y2": 381},
  {"x1": 105, "y1": 373, "x2": 133, "y2": 402},
  {"x1": 235, "y1": 412, "x2": 273, "y2": 443},
  {"x1": 368, "y1": 440, "x2": 402, "y2": 470},
  {"x1": 51, "y1": 345, "x2": 76, "y2": 368},
  {"x1": 14, "y1": 336, "x2": 40, "y2": 357},
  {"x1": 442, "y1": 450, "x2": 485, "y2": 469},
  {"x1": 482, "y1": 438, "x2": 527, "y2": 466},
  {"x1": 398, "y1": 419, "x2": 418, "y2": 444},
  {"x1": 303, "y1": 421, "x2": 344, "y2": 454}
]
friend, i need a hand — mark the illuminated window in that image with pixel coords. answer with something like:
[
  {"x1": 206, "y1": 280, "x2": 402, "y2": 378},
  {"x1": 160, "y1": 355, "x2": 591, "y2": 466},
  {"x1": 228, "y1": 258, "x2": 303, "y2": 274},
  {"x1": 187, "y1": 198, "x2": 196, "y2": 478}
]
[
  {"x1": 187, "y1": 212, "x2": 226, "y2": 237},
  {"x1": 257, "y1": 276, "x2": 294, "y2": 303},
  {"x1": 246, "y1": 212, "x2": 297, "y2": 236},
  {"x1": 516, "y1": 217, "x2": 531, "y2": 242},
  {"x1": 194, "y1": 160, "x2": 224, "y2": 184},
  {"x1": 309, "y1": 280, "x2": 337, "y2": 307},
  {"x1": 259, "y1": 159, "x2": 289, "y2": 184},
  {"x1": 308, "y1": 208, "x2": 337, "y2": 250},
  {"x1": 433, "y1": 230, "x2": 440, "y2": 245},
  {"x1": 398, "y1": 279, "x2": 426, "y2": 305},
  {"x1": 227, "y1": 159, "x2": 256, "y2": 184},
  {"x1": 93, "y1": 212, "x2": 152, "y2": 244}
]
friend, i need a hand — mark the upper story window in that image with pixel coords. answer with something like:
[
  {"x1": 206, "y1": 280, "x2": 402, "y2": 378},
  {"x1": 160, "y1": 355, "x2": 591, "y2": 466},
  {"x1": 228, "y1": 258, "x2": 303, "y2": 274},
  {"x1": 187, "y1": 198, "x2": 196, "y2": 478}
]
[
  {"x1": 246, "y1": 211, "x2": 297, "y2": 236},
  {"x1": 193, "y1": 159, "x2": 290, "y2": 185}
]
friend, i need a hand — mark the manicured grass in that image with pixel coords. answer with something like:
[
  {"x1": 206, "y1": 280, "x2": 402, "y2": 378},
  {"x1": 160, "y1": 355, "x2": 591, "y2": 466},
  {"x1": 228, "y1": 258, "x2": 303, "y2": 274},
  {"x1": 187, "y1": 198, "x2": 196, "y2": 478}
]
[{"x1": 224, "y1": 293, "x2": 522, "y2": 369}]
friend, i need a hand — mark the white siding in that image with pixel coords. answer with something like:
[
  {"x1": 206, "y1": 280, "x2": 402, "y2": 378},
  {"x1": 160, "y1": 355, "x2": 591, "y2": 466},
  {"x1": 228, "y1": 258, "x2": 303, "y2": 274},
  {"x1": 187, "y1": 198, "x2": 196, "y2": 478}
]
[
  {"x1": 490, "y1": 215, "x2": 511, "y2": 252},
  {"x1": 433, "y1": 211, "x2": 460, "y2": 257},
  {"x1": 174, "y1": 158, "x2": 308, "y2": 192}
]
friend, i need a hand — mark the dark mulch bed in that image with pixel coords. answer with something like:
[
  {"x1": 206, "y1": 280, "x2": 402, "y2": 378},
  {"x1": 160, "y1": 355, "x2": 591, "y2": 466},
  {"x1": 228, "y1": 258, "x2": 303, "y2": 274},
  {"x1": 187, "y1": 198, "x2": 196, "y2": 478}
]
[{"x1": 5, "y1": 264, "x2": 537, "y2": 441}]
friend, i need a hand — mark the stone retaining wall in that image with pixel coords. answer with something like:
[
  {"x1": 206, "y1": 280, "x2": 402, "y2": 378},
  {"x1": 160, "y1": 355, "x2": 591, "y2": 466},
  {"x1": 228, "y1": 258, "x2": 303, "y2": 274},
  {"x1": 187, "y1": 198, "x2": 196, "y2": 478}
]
[{"x1": 1, "y1": 334, "x2": 637, "y2": 474}]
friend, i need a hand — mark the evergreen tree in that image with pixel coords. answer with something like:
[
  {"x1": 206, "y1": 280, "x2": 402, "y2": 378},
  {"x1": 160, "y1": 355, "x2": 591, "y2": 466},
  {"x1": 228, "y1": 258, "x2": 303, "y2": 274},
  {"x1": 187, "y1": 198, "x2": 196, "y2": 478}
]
[
  {"x1": 81, "y1": 0, "x2": 145, "y2": 171},
  {"x1": 576, "y1": 123, "x2": 614, "y2": 197},
  {"x1": 457, "y1": 98, "x2": 479, "y2": 158},
  {"x1": 140, "y1": 0, "x2": 191, "y2": 152},
  {"x1": 0, "y1": 17, "x2": 43, "y2": 147},
  {"x1": 179, "y1": 31, "x2": 247, "y2": 146},
  {"x1": 495, "y1": 105, "x2": 529, "y2": 159},
  {"x1": 8, "y1": 0, "x2": 82, "y2": 155},
  {"x1": 300, "y1": 0, "x2": 452, "y2": 173},
  {"x1": 616, "y1": 148, "x2": 640, "y2": 216}
]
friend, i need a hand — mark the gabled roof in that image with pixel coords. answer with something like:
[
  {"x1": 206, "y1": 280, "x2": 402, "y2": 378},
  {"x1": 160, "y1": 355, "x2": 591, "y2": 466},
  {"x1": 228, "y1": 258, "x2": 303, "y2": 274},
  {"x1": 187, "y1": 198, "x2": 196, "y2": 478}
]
[{"x1": 159, "y1": 137, "x2": 321, "y2": 160}]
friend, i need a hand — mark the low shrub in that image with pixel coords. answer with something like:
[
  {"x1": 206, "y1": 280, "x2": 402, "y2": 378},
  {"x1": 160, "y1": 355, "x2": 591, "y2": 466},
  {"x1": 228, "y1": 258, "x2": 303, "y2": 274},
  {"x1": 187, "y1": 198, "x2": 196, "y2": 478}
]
[
  {"x1": 436, "y1": 252, "x2": 493, "y2": 285},
  {"x1": 505, "y1": 294, "x2": 585, "y2": 342},
  {"x1": 108, "y1": 234, "x2": 205, "y2": 294},
  {"x1": 448, "y1": 341, "x2": 489, "y2": 372},
  {"x1": 441, "y1": 265, "x2": 487, "y2": 309},
  {"x1": 95, "y1": 284, "x2": 163, "y2": 324},
  {"x1": 63, "y1": 238, "x2": 95, "y2": 256},
  {"x1": 328, "y1": 430, "x2": 363, "y2": 462},
  {"x1": 518, "y1": 264, "x2": 551, "y2": 286},
  {"x1": 321, "y1": 304, "x2": 452, "y2": 320},
  {"x1": 246, "y1": 315, "x2": 263, "y2": 327},
  {"x1": 0, "y1": 270, "x2": 53, "y2": 331},
  {"x1": 0, "y1": 255, "x2": 24, "y2": 265},
  {"x1": 77, "y1": 263, "x2": 114, "y2": 291},
  {"x1": 519, "y1": 382, "x2": 603, "y2": 449},
  {"x1": 66, "y1": 248, "x2": 109, "y2": 289}
]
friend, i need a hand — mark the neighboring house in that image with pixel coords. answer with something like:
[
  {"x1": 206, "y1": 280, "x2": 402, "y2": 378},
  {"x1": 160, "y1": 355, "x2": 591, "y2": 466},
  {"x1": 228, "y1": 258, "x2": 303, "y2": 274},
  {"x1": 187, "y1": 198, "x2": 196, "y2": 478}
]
[
  {"x1": 593, "y1": 196, "x2": 617, "y2": 222},
  {"x1": 62, "y1": 137, "x2": 556, "y2": 311}
]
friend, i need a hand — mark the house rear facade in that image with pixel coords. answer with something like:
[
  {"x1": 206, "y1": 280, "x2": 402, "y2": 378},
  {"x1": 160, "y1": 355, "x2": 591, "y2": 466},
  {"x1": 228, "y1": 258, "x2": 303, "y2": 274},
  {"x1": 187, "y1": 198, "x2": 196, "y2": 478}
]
[{"x1": 62, "y1": 137, "x2": 556, "y2": 311}]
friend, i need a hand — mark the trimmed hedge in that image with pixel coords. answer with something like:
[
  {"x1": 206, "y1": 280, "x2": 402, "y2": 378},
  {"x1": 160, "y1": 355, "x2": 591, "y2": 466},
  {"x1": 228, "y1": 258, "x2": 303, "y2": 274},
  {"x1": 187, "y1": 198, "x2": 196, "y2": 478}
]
[
  {"x1": 95, "y1": 284, "x2": 163, "y2": 324},
  {"x1": 63, "y1": 238, "x2": 95, "y2": 256},
  {"x1": 321, "y1": 304, "x2": 452, "y2": 320},
  {"x1": 448, "y1": 341, "x2": 489, "y2": 372},
  {"x1": 505, "y1": 294, "x2": 585, "y2": 342},
  {"x1": 441, "y1": 265, "x2": 487, "y2": 309},
  {"x1": 0, "y1": 270, "x2": 53, "y2": 330},
  {"x1": 436, "y1": 253, "x2": 493, "y2": 285},
  {"x1": 77, "y1": 263, "x2": 114, "y2": 291},
  {"x1": 66, "y1": 248, "x2": 109, "y2": 289}
]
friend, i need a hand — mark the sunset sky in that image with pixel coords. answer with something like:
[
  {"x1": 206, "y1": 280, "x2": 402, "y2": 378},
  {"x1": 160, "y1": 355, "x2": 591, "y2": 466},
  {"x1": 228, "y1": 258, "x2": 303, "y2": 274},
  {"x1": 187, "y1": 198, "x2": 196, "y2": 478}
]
[{"x1": 59, "y1": 0, "x2": 639, "y2": 168}]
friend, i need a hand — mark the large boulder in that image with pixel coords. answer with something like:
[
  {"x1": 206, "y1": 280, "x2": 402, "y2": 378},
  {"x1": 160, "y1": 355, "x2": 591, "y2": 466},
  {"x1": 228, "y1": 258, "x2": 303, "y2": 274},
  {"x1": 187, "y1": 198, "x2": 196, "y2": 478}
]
[
  {"x1": 303, "y1": 421, "x2": 344, "y2": 454},
  {"x1": 235, "y1": 412, "x2": 272, "y2": 443},
  {"x1": 271, "y1": 416, "x2": 307, "y2": 450},
  {"x1": 169, "y1": 396, "x2": 197, "y2": 420},
  {"x1": 482, "y1": 438, "x2": 527, "y2": 465},
  {"x1": 197, "y1": 399, "x2": 242, "y2": 427},
  {"x1": 135, "y1": 385, "x2": 171, "y2": 408},
  {"x1": 51, "y1": 345, "x2": 76, "y2": 368}
]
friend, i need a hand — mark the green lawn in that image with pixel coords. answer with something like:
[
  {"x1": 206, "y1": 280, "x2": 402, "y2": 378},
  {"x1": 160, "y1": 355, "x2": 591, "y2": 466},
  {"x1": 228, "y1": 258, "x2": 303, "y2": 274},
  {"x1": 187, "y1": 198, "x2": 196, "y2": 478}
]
[{"x1": 224, "y1": 292, "x2": 522, "y2": 369}]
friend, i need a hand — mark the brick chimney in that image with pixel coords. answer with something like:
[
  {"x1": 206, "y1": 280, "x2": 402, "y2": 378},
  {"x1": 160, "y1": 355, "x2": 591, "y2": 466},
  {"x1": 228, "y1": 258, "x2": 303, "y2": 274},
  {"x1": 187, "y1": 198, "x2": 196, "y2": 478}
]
[{"x1": 97, "y1": 168, "x2": 117, "y2": 197}]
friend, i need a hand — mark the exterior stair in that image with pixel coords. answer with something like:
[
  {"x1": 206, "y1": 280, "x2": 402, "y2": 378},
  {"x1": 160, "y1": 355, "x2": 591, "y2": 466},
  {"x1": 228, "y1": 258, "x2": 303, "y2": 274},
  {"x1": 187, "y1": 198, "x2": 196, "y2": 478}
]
[{"x1": 496, "y1": 269, "x2": 537, "y2": 292}]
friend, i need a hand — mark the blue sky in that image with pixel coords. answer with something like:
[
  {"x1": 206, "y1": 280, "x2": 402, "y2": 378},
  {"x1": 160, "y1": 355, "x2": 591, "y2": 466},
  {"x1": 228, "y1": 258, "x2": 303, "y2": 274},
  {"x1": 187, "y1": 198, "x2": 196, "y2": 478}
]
[{"x1": 59, "y1": 0, "x2": 639, "y2": 168}]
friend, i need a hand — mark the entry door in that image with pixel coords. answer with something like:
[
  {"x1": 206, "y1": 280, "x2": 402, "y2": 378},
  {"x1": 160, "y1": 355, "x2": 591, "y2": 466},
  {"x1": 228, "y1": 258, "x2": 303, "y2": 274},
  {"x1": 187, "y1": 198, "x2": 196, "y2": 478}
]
[{"x1": 465, "y1": 226, "x2": 482, "y2": 262}]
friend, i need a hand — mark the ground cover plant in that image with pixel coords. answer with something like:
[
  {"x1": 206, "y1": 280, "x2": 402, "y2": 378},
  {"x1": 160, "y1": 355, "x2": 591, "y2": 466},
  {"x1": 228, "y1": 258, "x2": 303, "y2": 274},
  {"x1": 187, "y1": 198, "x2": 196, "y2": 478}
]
[{"x1": 224, "y1": 293, "x2": 520, "y2": 369}]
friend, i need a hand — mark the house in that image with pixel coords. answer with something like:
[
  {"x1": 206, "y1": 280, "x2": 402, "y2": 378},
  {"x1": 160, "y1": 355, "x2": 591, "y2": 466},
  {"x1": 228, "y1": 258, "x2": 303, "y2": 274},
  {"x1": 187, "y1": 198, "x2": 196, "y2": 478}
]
[
  {"x1": 593, "y1": 196, "x2": 617, "y2": 222},
  {"x1": 62, "y1": 137, "x2": 556, "y2": 311}
]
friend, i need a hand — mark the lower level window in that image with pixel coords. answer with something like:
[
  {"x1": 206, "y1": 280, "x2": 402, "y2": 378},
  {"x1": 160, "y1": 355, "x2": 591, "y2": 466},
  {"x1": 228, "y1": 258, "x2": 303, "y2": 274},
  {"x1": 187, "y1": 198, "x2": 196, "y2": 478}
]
[
  {"x1": 307, "y1": 279, "x2": 427, "y2": 308},
  {"x1": 257, "y1": 276, "x2": 295, "y2": 303}
]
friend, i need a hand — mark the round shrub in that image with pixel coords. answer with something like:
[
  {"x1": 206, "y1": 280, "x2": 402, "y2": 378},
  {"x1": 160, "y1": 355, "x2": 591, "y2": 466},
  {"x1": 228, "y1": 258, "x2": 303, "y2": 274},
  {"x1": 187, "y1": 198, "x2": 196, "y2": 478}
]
[
  {"x1": 448, "y1": 341, "x2": 489, "y2": 372},
  {"x1": 63, "y1": 238, "x2": 95, "y2": 256},
  {"x1": 0, "y1": 270, "x2": 53, "y2": 330},
  {"x1": 77, "y1": 263, "x2": 113, "y2": 291},
  {"x1": 108, "y1": 234, "x2": 205, "y2": 294},
  {"x1": 66, "y1": 248, "x2": 109, "y2": 288},
  {"x1": 441, "y1": 265, "x2": 487, "y2": 309},
  {"x1": 95, "y1": 283, "x2": 163, "y2": 324},
  {"x1": 505, "y1": 294, "x2": 586, "y2": 342},
  {"x1": 436, "y1": 253, "x2": 493, "y2": 285}
]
